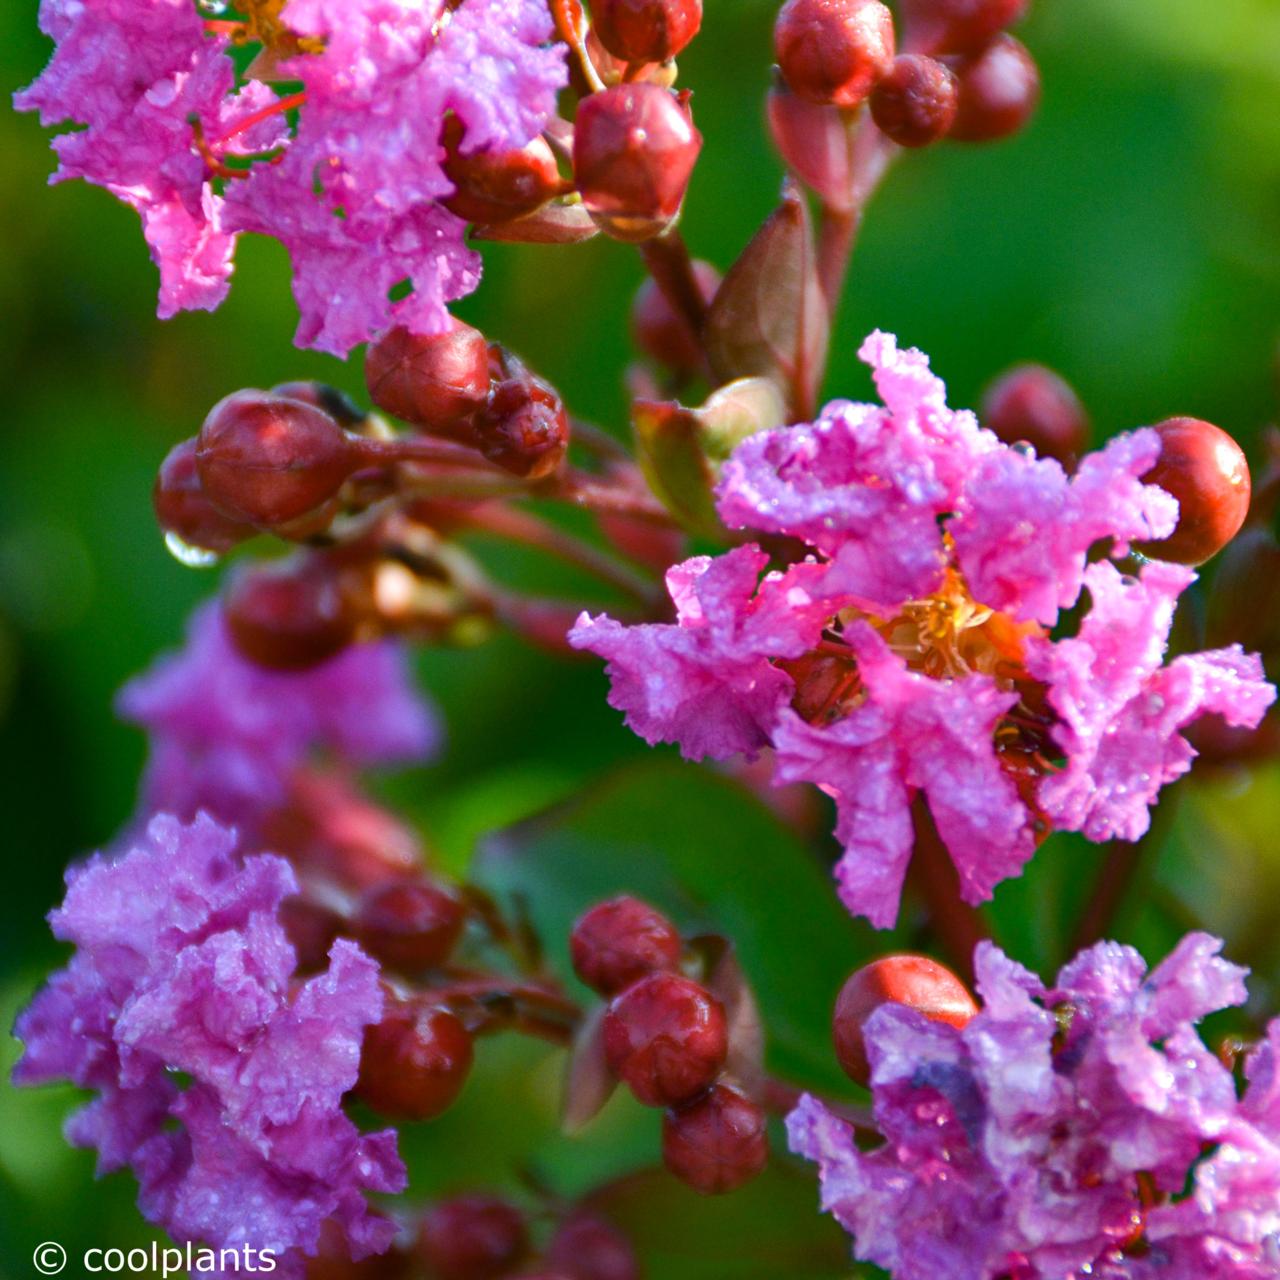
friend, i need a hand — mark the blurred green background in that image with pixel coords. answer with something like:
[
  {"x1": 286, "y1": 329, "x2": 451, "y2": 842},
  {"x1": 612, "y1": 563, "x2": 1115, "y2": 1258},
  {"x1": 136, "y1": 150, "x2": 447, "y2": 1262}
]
[{"x1": 3, "y1": 0, "x2": 1280, "y2": 1275}]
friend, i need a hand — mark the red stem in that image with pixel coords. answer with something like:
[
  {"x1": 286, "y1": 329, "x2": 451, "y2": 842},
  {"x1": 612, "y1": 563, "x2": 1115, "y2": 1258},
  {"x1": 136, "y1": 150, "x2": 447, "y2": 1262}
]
[{"x1": 637, "y1": 229, "x2": 716, "y2": 382}]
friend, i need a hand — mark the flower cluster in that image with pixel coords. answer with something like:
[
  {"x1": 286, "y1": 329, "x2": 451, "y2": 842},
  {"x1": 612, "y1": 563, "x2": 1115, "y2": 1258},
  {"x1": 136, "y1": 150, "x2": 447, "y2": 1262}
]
[
  {"x1": 571, "y1": 333, "x2": 1276, "y2": 926},
  {"x1": 788, "y1": 933, "x2": 1280, "y2": 1279},
  {"x1": 13, "y1": 813, "x2": 404, "y2": 1278},
  {"x1": 15, "y1": 0, "x2": 566, "y2": 353},
  {"x1": 117, "y1": 600, "x2": 438, "y2": 844}
]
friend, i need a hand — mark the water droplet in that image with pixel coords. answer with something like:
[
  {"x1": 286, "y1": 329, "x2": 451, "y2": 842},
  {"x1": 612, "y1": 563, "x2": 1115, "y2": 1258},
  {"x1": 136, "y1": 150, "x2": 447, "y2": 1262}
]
[
  {"x1": 196, "y1": 0, "x2": 229, "y2": 14},
  {"x1": 1011, "y1": 440, "x2": 1036, "y2": 459},
  {"x1": 164, "y1": 531, "x2": 221, "y2": 568}
]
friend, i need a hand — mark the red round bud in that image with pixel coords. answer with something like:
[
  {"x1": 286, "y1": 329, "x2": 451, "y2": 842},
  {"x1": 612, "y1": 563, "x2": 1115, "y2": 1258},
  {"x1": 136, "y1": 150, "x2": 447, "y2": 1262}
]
[
  {"x1": 602, "y1": 972, "x2": 727, "y2": 1107},
  {"x1": 353, "y1": 879, "x2": 467, "y2": 973},
  {"x1": 591, "y1": 0, "x2": 703, "y2": 65},
  {"x1": 365, "y1": 322, "x2": 492, "y2": 436},
  {"x1": 546, "y1": 1214, "x2": 639, "y2": 1280},
  {"x1": 570, "y1": 895, "x2": 683, "y2": 995},
  {"x1": 869, "y1": 54, "x2": 958, "y2": 148},
  {"x1": 574, "y1": 84, "x2": 702, "y2": 242},
  {"x1": 153, "y1": 438, "x2": 254, "y2": 556},
  {"x1": 630, "y1": 260, "x2": 720, "y2": 375},
  {"x1": 833, "y1": 955, "x2": 978, "y2": 1086},
  {"x1": 1207, "y1": 528, "x2": 1280, "y2": 664},
  {"x1": 661, "y1": 1084, "x2": 768, "y2": 1195},
  {"x1": 196, "y1": 390, "x2": 356, "y2": 529},
  {"x1": 981, "y1": 363, "x2": 1091, "y2": 467},
  {"x1": 223, "y1": 558, "x2": 357, "y2": 671},
  {"x1": 949, "y1": 35, "x2": 1040, "y2": 143},
  {"x1": 357, "y1": 1001, "x2": 474, "y2": 1121},
  {"x1": 270, "y1": 381, "x2": 368, "y2": 428},
  {"x1": 444, "y1": 119, "x2": 564, "y2": 226},
  {"x1": 773, "y1": 0, "x2": 896, "y2": 109},
  {"x1": 473, "y1": 375, "x2": 570, "y2": 479},
  {"x1": 418, "y1": 1197, "x2": 529, "y2": 1280},
  {"x1": 1135, "y1": 417, "x2": 1252, "y2": 566},
  {"x1": 899, "y1": 0, "x2": 1027, "y2": 56},
  {"x1": 279, "y1": 895, "x2": 344, "y2": 973}
]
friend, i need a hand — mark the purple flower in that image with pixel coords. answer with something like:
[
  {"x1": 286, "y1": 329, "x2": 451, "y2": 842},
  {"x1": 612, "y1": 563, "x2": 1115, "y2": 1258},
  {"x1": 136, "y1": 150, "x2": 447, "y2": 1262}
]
[
  {"x1": 13, "y1": 813, "x2": 404, "y2": 1275},
  {"x1": 787, "y1": 935, "x2": 1280, "y2": 1280},
  {"x1": 572, "y1": 333, "x2": 1275, "y2": 926},
  {"x1": 117, "y1": 601, "x2": 439, "y2": 834},
  {"x1": 16, "y1": 0, "x2": 566, "y2": 353}
]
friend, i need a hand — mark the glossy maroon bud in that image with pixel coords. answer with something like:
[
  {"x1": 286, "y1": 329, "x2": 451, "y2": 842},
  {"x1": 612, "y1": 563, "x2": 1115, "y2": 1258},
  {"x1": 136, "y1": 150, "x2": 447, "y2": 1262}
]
[
  {"x1": 365, "y1": 321, "x2": 492, "y2": 436},
  {"x1": 443, "y1": 120, "x2": 564, "y2": 226},
  {"x1": 662, "y1": 1084, "x2": 768, "y2": 1195},
  {"x1": 592, "y1": 0, "x2": 702, "y2": 64},
  {"x1": 1207, "y1": 528, "x2": 1280, "y2": 663},
  {"x1": 419, "y1": 1197, "x2": 529, "y2": 1280},
  {"x1": 833, "y1": 955, "x2": 978, "y2": 1086},
  {"x1": 570, "y1": 896, "x2": 683, "y2": 995},
  {"x1": 196, "y1": 389, "x2": 357, "y2": 529},
  {"x1": 982, "y1": 363, "x2": 1091, "y2": 467},
  {"x1": 574, "y1": 84, "x2": 702, "y2": 242},
  {"x1": 279, "y1": 895, "x2": 344, "y2": 973},
  {"x1": 270, "y1": 381, "x2": 368, "y2": 428},
  {"x1": 766, "y1": 81, "x2": 857, "y2": 212},
  {"x1": 473, "y1": 374, "x2": 570, "y2": 479},
  {"x1": 153, "y1": 438, "x2": 254, "y2": 556},
  {"x1": 870, "y1": 54, "x2": 958, "y2": 148},
  {"x1": 603, "y1": 972, "x2": 727, "y2": 1107},
  {"x1": 1135, "y1": 417, "x2": 1252, "y2": 566},
  {"x1": 630, "y1": 261, "x2": 719, "y2": 375},
  {"x1": 353, "y1": 879, "x2": 467, "y2": 973},
  {"x1": 223, "y1": 558, "x2": 357, "y2": 671},
  {"x1": 773, "y1": 0, "x2": 895, "y2": 109},
  {"x1": 949, "y1": 35, "x2": 1040, "y2": 142},
  {"x1": 546, "y1": 1214, "x2": 639, "y2": 1280},
  {"x1": 899, "y1": 0, "x2": 1027, "y2": 56},
  {"x1": 358, "y1": 1001, "x2": 474, "y2": 1121}
]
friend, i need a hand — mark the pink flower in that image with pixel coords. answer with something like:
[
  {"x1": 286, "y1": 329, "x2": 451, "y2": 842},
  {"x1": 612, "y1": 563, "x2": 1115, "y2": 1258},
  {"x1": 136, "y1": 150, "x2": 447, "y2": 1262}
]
[
  {"x1": 117, "y1": 601, "x2": 439, "y2": 834},
  {"x1": 573, "y1": 333, "x2": 1274, "y2": 927},
  {"x1": 788, "y1": 935, "x2": 1280, "y2": 1280},
  {"x1": 569, "y1": 545, "x2": 839, "y2": 761},
  {"x1": 16, "y1": 0, "x2": 566, "y2": 353},
  {"x1": 13, "y1": 813, "x2": 404, "y2": 1275}
]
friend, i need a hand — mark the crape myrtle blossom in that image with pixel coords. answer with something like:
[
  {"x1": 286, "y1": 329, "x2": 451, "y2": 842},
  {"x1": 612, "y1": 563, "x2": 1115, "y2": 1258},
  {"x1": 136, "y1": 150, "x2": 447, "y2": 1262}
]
[
  {"x1": 571, "y1": 333, "x2": 1275, "y2": 927},
  {"x1": 787, "y1": 934, "x2": 1280, "y2": 1280},
  {"x1": 15, "y1": 0, "x2": 567, "y2": 354},
  {"x1": 117, "y1": 600, "x2": 438, "y2": 837},
  {"x1": 12, "y1": 813, "x2": 404, "y2": 1277}
]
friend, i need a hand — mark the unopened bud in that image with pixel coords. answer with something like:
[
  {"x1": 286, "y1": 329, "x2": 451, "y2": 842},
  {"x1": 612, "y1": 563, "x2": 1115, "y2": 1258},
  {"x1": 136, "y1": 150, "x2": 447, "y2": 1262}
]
[
  {"x1": 473, "y1": 371, "x2": 571, "y2": 479},
  {"x1": 662, "y1": 1084, "x2": 768, "y2": 1195},
  {"x1": 773, "y1": 0, "x2": 896, "y2": 109},
  {"x1": 443, "y1": 118, "x2": 564, "y2": 226},
  {"x1": 357, "y1": 999, "x2": 473, "y2": 1121},
  {"x1": 153, "y1": 438, "x2": 254, "y2": 556},
  {"x1": 365, "y1": 321, "x2": 492, "y2": 436},
  {"x1": 591, "y1": 0, "x2": 703, "y2": 65},
  {"x1": 949, "y1": 35, "x2": 1040, "y2": 143},
  {"x1": 869, "y1": 54, "x2": 959, "y2": 148}
]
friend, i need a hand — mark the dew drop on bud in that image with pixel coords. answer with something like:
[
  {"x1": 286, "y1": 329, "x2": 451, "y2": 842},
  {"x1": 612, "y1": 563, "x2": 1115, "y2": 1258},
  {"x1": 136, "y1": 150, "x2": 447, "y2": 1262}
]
[{"x1": 164, "y1": 531, "x2": 222, "y2": 568}]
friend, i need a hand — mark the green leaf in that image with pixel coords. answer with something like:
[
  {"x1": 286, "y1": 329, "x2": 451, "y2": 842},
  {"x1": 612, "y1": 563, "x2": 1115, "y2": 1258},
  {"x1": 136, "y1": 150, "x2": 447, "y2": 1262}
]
[{"x1": 472, "y1": 757, "x2": 889, "y2": 1094}]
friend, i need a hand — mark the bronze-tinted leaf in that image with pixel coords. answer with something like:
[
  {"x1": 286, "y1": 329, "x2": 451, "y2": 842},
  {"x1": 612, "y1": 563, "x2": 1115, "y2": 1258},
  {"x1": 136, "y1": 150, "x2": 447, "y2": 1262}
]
[
  {"x1": 631, "y1": 398, "x2": 721, "y2": 537},
  {"x1": 562, "y1": 1002, "x2": 619, "y2": 1133}
]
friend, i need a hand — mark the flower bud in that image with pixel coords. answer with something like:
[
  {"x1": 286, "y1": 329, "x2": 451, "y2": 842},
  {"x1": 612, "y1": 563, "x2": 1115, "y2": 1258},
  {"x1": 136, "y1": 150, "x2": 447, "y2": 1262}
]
[
  {"x1": 662, "y1": 1084, "x2": 768, "y2": 1195},
  {"x1": 899, "y1": 0, "x2": 1027, "y2": 56},
  {"x1": 418, "y1": 1197, "x2": 529, "y2": 1280},
  {"x1": 591, "y1": 0, "x2": 703, "y2": 65},
  {"x1": 153, "y1": 438, "x2": 254, "y2": 556},
  {"x1": 357, "y1": 1001, "x2": 473, "y2": 1122},
  {"x1": 1207, "y1": 528, "x2": 1280, "y2": 665},
  {"x1": 981, "y1": 363, "x2": 1090, "y2": 467},
  {"x1": 949, "y1": 35, "x2": 1040, "y2": 142},
  {"x1": 603, "y1": 971, "x2": 728, "y2": 1107},
  {"x1": 773, "y1": 0, "x2": 896, "y2": 109},
  {"x1": 443, "y1": 119, "x2": 564, "y2": 226},
  {"x1": 832, "y1": 954, "x2": 978, "y2": 1086},
  {"x1": 574, "y1": 84, "x2": 702, "y2": 242},
  {"x1": 223, "y1": 557, "x2": 357, "y2": 671},
  {"x1": 571, "y1": 895, "x2": 683, "y2": 995},
  {"x1": 365, "y1": 321, "x2": 492, "y2": 436},
  {"x1": 473, "y1": 372, "x2": 570, "y2": 479},
  {"x1": 196, "y1": 390, "x2": 357, "y2": 530},
  {"x1": 353, "y1": 878, "x2": 467, "y2": 973},
  {"x1": 630, "y1": 260, "x2": 720, "y2": 375},
  {"x1": 1136, "y1": 417, "x2": 1252, "y2": 566},
  {"x1": 279, "y1": 895, "x2": 344, "y2": 973},
  {"x1": 546, "y1": 1214, "x2": 639, "y2": 1280},
  {"x1": 869, "y1": 54, "x2": 958, "y2": 148}
]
